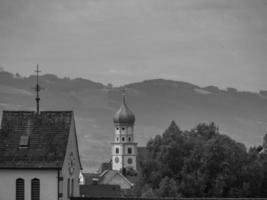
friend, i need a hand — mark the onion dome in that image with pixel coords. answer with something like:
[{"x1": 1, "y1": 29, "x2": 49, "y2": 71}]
[{"x1": 113, "y1": 94, "x2": 135, "y2": 125}]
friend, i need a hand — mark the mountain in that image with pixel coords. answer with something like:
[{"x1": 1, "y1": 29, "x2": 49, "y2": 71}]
[{"x1": 0, "y1": 71, "x2": 267, "y2": 171}]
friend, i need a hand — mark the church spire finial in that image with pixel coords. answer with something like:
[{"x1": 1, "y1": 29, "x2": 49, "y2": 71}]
[
  {"x1": 122, "y1": 87, "x2": 126, "y2": 104},
  {"x1": 34, "y1": 65, "x2": 43, "y2": 114}
]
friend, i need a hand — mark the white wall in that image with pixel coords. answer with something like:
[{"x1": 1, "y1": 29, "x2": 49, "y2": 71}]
[
  {"x1": 112, "y1": 155, "x2": 122, "y2": 170},
  {"x1": 61, "y1": 116, "x2": 82, "y2": 200},
  {"x1": 0, "y1": 169, "x2": 58, "y2": 200}
]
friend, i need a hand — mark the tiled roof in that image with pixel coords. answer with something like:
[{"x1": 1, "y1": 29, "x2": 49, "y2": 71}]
[
  {"x1": 80, "y1": 184, "x2": 121, "y2": 198},
  {"x1": 99, "y1": 170, "x2": 134, "y2": 187},
  {"x1": 0, "y1": 111, "x2": 73, "y2": 169},
  {"x1": 83, "y1": 173, "x2": 101, "y2": 185}
]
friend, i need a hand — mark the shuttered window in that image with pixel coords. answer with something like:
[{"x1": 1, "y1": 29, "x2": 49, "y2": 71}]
[
  {"x1": 16, "y1": 178, "x2": 25, "y2": 200},
  {"x1": 31, "y1": 178, "x2": 40, "y2": 200}
]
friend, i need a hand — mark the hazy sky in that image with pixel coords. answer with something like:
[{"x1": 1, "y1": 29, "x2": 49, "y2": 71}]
[{"x1": 0, "y1": 0, "x2": 267, "y2": 91}]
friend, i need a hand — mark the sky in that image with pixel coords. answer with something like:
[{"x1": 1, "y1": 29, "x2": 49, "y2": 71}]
[{"x1": 0, "y1": 0, "x2": 267, "y2": 91}]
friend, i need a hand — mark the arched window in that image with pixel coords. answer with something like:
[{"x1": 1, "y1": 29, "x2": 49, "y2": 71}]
[
  {"x1": 71, "y1": 179, "x2": 74, "y2": 196},
  {"x1": 67, "y1": 179, "x2": 70, "y2": 198},
  {"x1": 16, "y1": 178, "x2": 25, "y2": 200},
  {"x1": 31, "y1": 178, "x2": 40, "y2": 200}
]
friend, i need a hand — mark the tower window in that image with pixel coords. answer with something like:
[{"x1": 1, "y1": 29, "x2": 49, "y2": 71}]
[
  {"x1": 128, "y1": 158, "x2": 133, "y2": 164},
  {"x1": 128, "y1": 148, "x2": 132, "y2": 154},
  {"x1": 16, "y1": 178, "x2": 25, "y2": 200},
  {"x1": 128, "y1": 137, "x2": 131, "y2": 142},
  {"x1": 31, "y1": 178, "x2": 40, "y2": 200},
  {"x1": 115, "y1": 148, "x2": 119, "y2": 154},
  {"x1": 121, "y1": 137, "x2": 125, "y2": 142},
  {"x1": 115, "y1": 157, "x2": 119, "y2": 163}
]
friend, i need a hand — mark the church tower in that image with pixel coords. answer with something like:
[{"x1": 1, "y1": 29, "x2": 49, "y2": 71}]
[{"x1": 111, "y1": 93, "x2": 137, "y2": 172}]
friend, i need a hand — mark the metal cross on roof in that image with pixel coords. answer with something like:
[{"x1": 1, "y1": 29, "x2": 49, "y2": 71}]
[{"x1": 33, "y1": 65, "x2": 44, "y2": 114}]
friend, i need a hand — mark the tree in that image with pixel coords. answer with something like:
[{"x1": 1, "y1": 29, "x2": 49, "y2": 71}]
[{"x1": 138, "y1": 121, "x2": 267, "y2": 197}]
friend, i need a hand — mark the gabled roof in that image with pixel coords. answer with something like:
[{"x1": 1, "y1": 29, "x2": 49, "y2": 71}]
[
  {"x1": 99, "y1": 170, "x2": 134, "y2": 188},
  {"x1": 0, "y1": 111, "x2": 73, "y2": 169}
]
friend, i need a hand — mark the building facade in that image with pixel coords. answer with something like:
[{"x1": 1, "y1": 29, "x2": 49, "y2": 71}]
[{"x1": 0, "y1": 111, "x2": 82, "y2": 200}]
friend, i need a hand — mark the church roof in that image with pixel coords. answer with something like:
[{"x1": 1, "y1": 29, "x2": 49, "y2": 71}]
[
  {"x1": 113, "y1": 95, "x2": 135, "y2": 125},
  {"x1": 0, "y1": 110, "x2": 73, "y2": 169}
]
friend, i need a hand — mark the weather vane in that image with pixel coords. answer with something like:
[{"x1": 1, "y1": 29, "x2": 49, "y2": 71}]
[{"x1": 33, "y1": 64, "x2": 44, "y2": 114}]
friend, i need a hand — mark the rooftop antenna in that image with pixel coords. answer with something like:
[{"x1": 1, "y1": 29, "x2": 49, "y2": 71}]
[{"x1": 34, "y1": 65, "x2": 43, "y2": 114}]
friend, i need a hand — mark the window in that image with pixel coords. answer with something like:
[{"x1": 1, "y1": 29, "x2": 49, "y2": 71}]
[
  {"x1": 115, "y1": 148, "x2": 119, "y2": 154},
  {"x1": 128, "y1": 158, "x2": 133, "y2": 164},
  {"x1": 128, "y1": 137, "x2": 131, "y2": 142},
  {"x1": 31, "y1": 178, "x2": 40, "y2": 200},
  {"x1": 116, "y1": 137, "x2": 119, "y2": 142},
  {"x1": 121, "y1": 137, "x2": 125, "y2": 142},
  {"x1": 128, "y1": 148, "x2": 132, "y2": 154},
  {"x1": 19, "y1": 135, "x2": 29, "y2": 148},
  {"x1": 122, "y1": 127, "x2": 125, "y2": 130},
  {"x1": 16, "y1": 178, "x2": 25, "y2": 200},
  {"x1": 71, "y1": 179, "x2": 74, "y2": 197},
  {"x1": 116, "y1": 127, "x2": 119, "y2": 130},
  {"x1": 67, "y1": 179, "x2": 70, "y2": 198},
  {"x1": 115, "y1": 157, "x2": 119, "y2": 163}
]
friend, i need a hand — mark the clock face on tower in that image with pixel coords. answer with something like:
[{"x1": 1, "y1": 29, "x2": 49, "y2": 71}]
[
  {"x1": 68, "y1": 152, "x2": 75, "y2": 176},
  {"x1": 115, "y1": 156, "x2": 119, "y2": 163}
]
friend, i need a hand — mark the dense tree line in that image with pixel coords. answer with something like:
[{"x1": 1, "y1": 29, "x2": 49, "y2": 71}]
[{"x1": 136, "y1": 121, "x2": 267, "y2": 197}]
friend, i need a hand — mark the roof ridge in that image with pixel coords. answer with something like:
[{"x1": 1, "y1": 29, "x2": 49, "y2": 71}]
[{"x1": 3, "y1": 110, "x2": 73, "y2": 112}]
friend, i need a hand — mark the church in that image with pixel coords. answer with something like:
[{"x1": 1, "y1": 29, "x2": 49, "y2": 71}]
[
  {"x1": 81, "y1": 93, "x2": 149, "y2": 197},
  {"x1": 112, "y1": 93, "x2": 137, "y2": 173},
  {"x1": 0, "y1": 67, "x2": 82, "y2": 200},
  {"x1": 0, "y1": 111, "x2": 82, "y2": 200}
]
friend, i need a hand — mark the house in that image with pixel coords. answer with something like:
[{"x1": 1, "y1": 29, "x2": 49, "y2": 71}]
[
  {"x1": 0, "y1": 110, "x2": 82, "y2": 200},
  {"x1": 82, "y1": 170, "x2": 134, "y2": 190},
  {"x1": 80, "y1": 169, "x2": 134, "y2": 198},
  {"x1": 98, "y1": 170, "x2": 134, "y2": 189}
]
